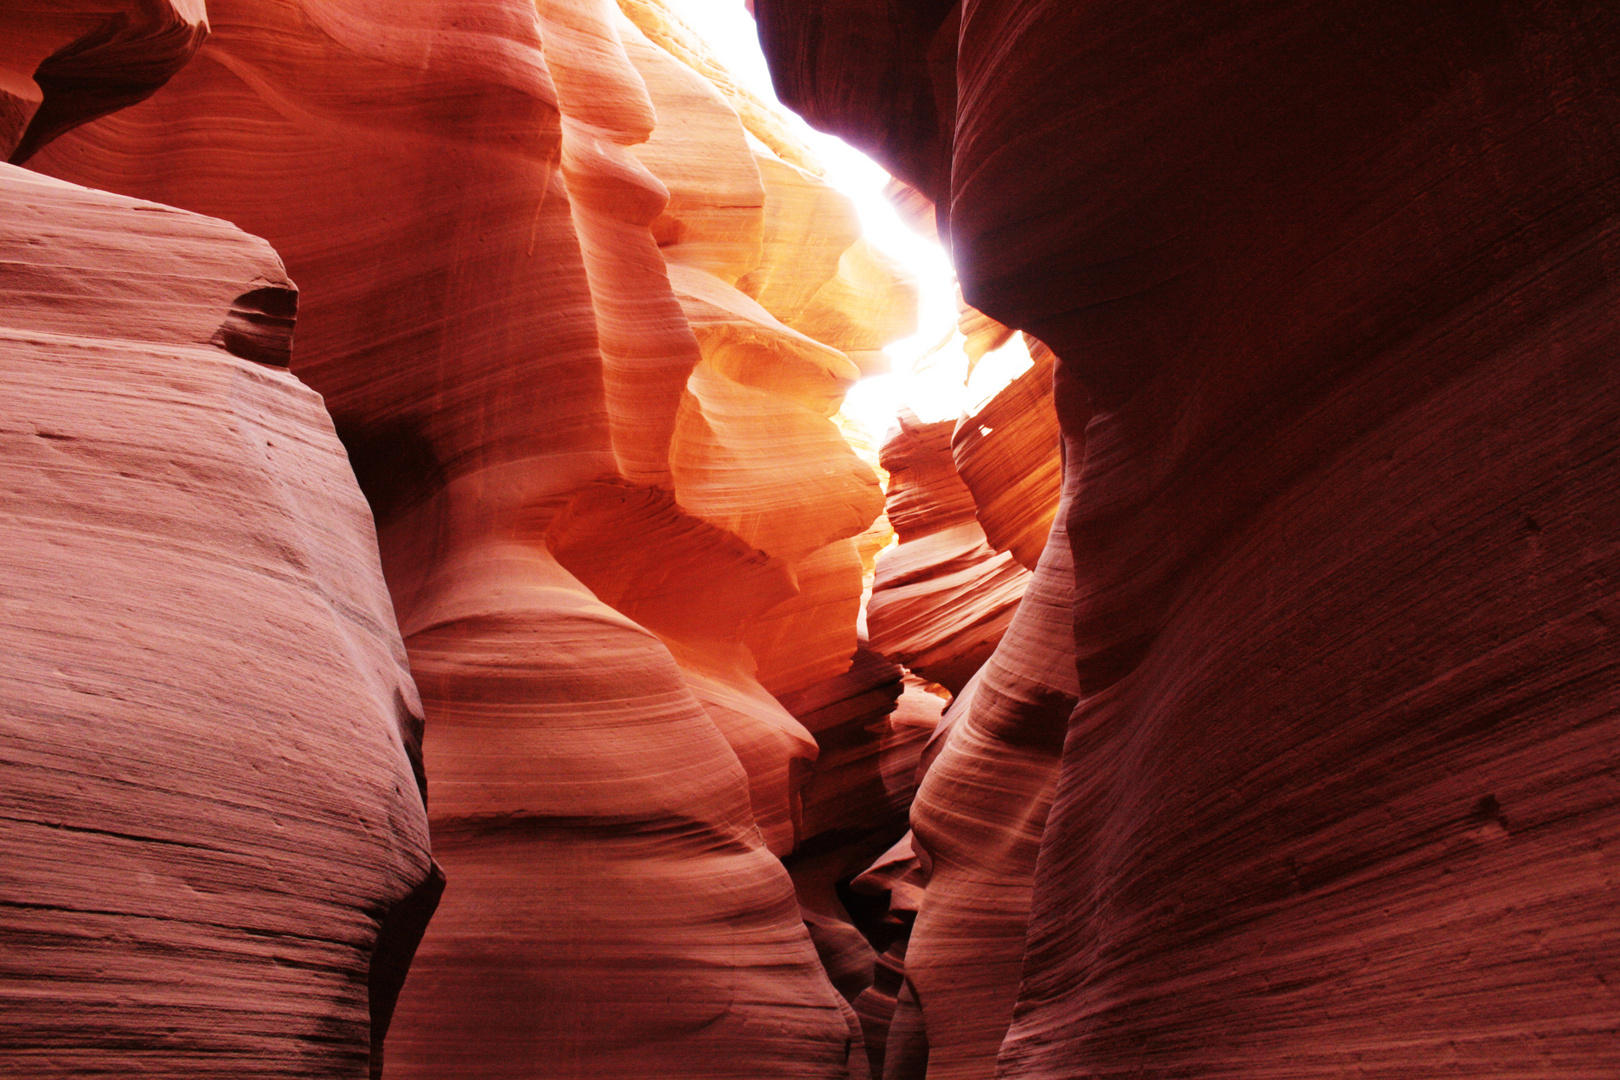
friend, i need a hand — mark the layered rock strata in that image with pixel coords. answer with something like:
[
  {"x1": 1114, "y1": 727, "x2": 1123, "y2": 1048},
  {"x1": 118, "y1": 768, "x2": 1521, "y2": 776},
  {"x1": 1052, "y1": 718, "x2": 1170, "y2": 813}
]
[
  {"x1": 31, "y1": 1, "x2": 915, "y2": 1075},
  {"x1": 901, "y1": 413, "x2": 1080, "y2": 1079},
  {"x1": 0, "y1": 163, "x2": 437, "y2": 1077},
  {"x1": 760, "y1": 0, "x2": 1620, "y2": 1076},
  {"x1": 866, "y1": 409, "x2": 1030, "y2": 694},
  {"x1": 3, "y1": 1, "x2": 207, "y2": 164},
  {"x1": 950, "y1": 337, "x2": 1062, "y2": 571}
]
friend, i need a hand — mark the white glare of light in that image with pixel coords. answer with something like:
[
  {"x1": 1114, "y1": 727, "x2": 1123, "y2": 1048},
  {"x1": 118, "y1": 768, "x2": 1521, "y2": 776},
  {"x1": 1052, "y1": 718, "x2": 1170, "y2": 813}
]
[{"x1": 658, "y1": 0, "x2": 961, "y2": 444}]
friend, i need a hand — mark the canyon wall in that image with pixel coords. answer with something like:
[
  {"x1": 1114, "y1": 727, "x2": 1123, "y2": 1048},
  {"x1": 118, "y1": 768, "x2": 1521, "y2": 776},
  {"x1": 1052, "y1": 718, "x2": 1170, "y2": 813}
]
[
  {"x1": 760, "y1": 0, "x2": 1620, "y2": 1076},
  {"x1": 24, "y1": 0, "x2": 916, "y2": 1075},
  {"x1": 16, "y1": 1, "x2": 1618, "y2": 1077},
  {"x1": 2, "y1": 7, "x2": 438, "y2": 1076}
]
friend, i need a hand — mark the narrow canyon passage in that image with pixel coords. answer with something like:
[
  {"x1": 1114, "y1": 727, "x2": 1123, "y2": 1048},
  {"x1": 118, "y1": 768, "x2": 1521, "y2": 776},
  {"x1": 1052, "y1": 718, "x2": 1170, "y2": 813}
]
[{"x1": 3, "y1": 2, "x2": 1619, "y2": 1079}]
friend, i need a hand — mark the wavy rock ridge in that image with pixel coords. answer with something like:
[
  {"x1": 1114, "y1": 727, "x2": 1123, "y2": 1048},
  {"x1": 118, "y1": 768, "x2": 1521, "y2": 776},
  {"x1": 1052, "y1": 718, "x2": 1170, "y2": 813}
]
[
  {"x1": 16, "y1": 1, "x2": 1617, "y2": 1078},
  {"x1": 24, "y1": 0, "x2": 917, "y2": 1075},
  {"x1": 1, "y1": 8, "x2": 438, "y2": 1070},
  {"x1": 758, "y1": 1, "x2": 1620, "y2": 1077}
]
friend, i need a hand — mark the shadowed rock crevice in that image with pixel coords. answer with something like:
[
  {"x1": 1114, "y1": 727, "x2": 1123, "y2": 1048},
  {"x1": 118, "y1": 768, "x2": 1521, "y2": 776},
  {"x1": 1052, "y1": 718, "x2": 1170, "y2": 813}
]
[
  {"x1": 9, "y1": 5, "x2": 207, "y2": 165},
  {"x1": 212, "y1": 284, "x2": 297, "y2": 367}
]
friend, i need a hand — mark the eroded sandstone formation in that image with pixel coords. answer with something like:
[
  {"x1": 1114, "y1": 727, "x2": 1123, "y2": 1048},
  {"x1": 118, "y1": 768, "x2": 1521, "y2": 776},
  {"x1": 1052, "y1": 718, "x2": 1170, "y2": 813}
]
[
  {"x1": 1, "y1": 12, "x2": 438, "y2": 1068},
  {"x1": 759, "y1": 0, "x2": 1620, "y2": 1076},
  {"x1": 25, "y1": 0, "x2": 916, "y2": 1075},
  {"x1": 17, "y1": 1, "x2": 1616, "y2": 1077},
  {"x1": 3, "y1": 2, "x2": 207, "y2": 164},
  {"x1": 866, "y1": 409, "x2": 1030, "y2": 694},
  {"x1": 951, "y1": 337, "x2": 1062, "y2": 571}
]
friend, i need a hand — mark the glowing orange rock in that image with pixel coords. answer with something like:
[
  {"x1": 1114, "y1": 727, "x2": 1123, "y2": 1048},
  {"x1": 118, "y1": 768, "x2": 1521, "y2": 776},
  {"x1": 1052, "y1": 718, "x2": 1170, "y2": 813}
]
[
  {"x1": 950, "y1": 337, "x2": 1063, "y2": 570},
  {"x1": 32, "y1": 0, "x2": 913, "y2": 1074},
  {"x1": 867, "y1": 410, "x2": 1029, "y2": 694}
]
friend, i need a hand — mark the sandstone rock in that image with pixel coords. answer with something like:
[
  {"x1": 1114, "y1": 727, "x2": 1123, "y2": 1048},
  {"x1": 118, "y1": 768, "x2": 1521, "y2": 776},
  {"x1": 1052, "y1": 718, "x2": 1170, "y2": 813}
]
[
  {"x1": 32, "y1": 1, "x2": 913, "y2": 1074},
  {"x1": 754, "y1": 0, "x2": 959, "y2": 212},
  {"x1": 867, "y1": 411, "x2": 1029, "y2": 694},
  {"x1": 950, "y1": 336, "x2": 1062, "y2": 570},
  {"x1": 4, "y1": 1, "x2": 206, "y2": 164},
  {"x1": 759, "y1": 1, "x2": 1620, "y2": 1076},
  {"x1": 393, "y1": 543, "x2": 850, "y2": 1077},
  {"x1": 617, "y1": 0, "x2": 826, "y2": 177},
  {"x1": 902, "y1": 429, "x2": 1081, "y2": 1080},
  {"x1": 0, "y1": 163, "x2": 436, "y2": 1078},
  {"x1": 847, "y1": 835, "x2": 929, "y2": 1080},
  {"x1": 865, "y1": 522, "x2": 1028, "y2": 694},
  {"x1": 955, "y1": 289, "x2": 1013, "y2": 372}
]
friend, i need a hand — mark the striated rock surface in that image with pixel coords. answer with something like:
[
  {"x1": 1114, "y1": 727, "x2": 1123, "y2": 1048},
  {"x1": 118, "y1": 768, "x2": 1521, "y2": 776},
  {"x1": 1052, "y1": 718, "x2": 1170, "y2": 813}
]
[
  {"x1": 902, "y1": 414, "x2": 1081, "y2": 1080},
  {"x1": 760, "y1": 1, "x2": 1620, "y2": 1077},
  {"x1": 842, "y1": 833, "x2": 930, "y2": 1080},
  {"x1": 950, "y1": 336, "x2": 1062, "y2": 570},
  {"x1": 867, "y1": 409, "x2": 1029, "y2": 694},
  {"x1": 32, "y1": 0, "x2": 913, "y2": 1075},
  {"x1": 0, "y1": 162, "x2": 437, "y2": 1077},
  {"x1": 3, "y1": 1, "x2": 207, "y2": 164}
]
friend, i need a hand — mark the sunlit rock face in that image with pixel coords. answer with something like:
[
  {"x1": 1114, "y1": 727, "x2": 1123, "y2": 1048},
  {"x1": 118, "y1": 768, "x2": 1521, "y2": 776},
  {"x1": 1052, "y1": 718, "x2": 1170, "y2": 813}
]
[
  {"x1": 31, "y1": 0, "x2": 914, "y2": 1075},
  {"x1": 867, "y1": 409, "x2": 1030, "y2": 694},
  {"x1": 952, "y1": 337, "x2": 1063, "y2": 571},
  {"x1": 761, "y1": 1, "x2": 1620, "y2": 1077},
  {"x1": 0, "y1": 164, "x2": 435, "y2": 1079}
]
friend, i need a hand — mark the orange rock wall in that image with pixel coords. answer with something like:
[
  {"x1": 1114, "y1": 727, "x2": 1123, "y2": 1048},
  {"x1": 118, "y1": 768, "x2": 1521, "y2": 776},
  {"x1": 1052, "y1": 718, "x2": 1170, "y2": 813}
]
[{"x1": 28, "y1": 1, "x2": 914, "y2": 1075}]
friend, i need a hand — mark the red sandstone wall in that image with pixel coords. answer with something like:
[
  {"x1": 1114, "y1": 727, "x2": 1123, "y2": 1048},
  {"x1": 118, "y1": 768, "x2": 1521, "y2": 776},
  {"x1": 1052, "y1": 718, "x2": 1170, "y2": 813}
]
[
  {"x1": 2, "y1": 9, "x2": 438, "y2": 1071},
  {"x1": 759, "y1": 1, "x2": 1620, "y2": 1076}
]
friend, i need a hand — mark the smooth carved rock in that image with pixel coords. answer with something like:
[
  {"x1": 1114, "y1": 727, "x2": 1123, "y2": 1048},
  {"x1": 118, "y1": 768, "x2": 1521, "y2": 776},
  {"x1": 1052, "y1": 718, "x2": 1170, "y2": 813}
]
[
  {"x1": 950, "y1": 337, "x2": 1062, "y2": 570},
  {"x1": 759, "y1": 1, "x2": 1620, "y2": 1077},
  {"x1": 754, "y1": 0, "x2": 959, "y2": 214},
  {"x1": 395, "y1": 544, "x2": 848, "y2": 1077},
  {"x1": 955, "y1": 290, "x2": 1013, "y2": 371},
  {"x1": 738, "y1": 154, "x2": 918, "y2": 379},
  {"x1": 878, "y1": 407, "x2": 981, "y2": 540},
  {"x1": 616, "y1": 8, "x2": 893, "y2": 711},
  {"x1": 616, "y1": 0, "x2": 826, "y2": 178},
  {"x1": 868, "y1": 411, "x2": 1029, "y2": 695},
  {"x1": 865, "y1": 523, "x2": 1028, "y2": 695},
  {"x1": 846, "y1": 836, "x2": 929, "y2": 1080},
  {"x1": 3, "y1": 1, "x2": 207, "y2": 164},
  {"x1": 33, "y1": 0, "x2": 912, "y2": 1074},
  {"x1": 902, "y1": 424, "x2": 1081, "y2": 1080},
  {"x1": 0, "y1": 164, "x2": 437, "y2": 1077},
  {"x1": 38, "y1": 0, "x2": 920, "y2": 1075}
]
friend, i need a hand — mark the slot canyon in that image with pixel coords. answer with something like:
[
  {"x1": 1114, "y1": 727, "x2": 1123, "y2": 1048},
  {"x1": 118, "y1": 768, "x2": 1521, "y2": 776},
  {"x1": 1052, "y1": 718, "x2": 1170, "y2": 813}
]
[{"x1": 2, "y1": 1, "x2": 1617, "y2": 1077}]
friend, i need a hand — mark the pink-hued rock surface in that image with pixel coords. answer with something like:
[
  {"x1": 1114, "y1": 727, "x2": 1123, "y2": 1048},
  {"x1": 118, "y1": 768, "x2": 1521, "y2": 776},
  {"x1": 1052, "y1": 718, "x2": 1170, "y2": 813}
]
[
  {"x1": 28, "y1": 0, "x2": 912, "y2": 1075},
  {"x1": 759, "y1": 0, "x2": 1620, "y2": 1077},
  {"x1": 23, "y1": 0, "x2": 1619, "y2": 1077},
  {"x1": 0, "y1": 161, "x2": 437, "y2": 1077}
]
